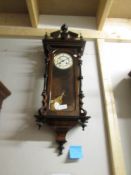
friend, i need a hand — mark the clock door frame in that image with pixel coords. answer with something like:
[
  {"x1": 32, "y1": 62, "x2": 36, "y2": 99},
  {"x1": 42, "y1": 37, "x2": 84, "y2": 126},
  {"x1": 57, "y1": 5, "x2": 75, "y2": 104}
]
[{"x1": 47, "y1": 48, "x2": 80, "y2": 117}]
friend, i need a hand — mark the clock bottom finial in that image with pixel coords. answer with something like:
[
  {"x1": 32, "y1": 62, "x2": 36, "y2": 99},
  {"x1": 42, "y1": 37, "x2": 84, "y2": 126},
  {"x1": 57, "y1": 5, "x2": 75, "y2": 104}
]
[
  {"x1": 57, "y1": 140, "x2": 67, "y2": 155},
  {"x1": 56, "y1": 132, "x2": 67, "y2": 155}
]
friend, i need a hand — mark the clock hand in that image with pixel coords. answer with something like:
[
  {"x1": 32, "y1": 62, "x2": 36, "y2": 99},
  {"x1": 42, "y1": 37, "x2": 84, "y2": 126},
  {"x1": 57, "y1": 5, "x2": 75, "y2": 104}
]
[{"x1": 58, "y1": 58, "x2": 68, "y2": 65}]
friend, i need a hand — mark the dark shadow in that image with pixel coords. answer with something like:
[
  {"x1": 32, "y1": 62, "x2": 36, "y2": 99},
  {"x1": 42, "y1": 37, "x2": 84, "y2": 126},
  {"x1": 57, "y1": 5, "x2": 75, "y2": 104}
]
[
  {"x1": 0, "y1": 45, "x2": 56, "y2": 144},
  {"x1": 113, "y1": 78, "x2": 131, "y2": 118},
  {"x1": 64, "y1": 151, "x2": 80, "y2": 163},
  {"x1": 8, "y1": 120, "x2": 55, "y2": 142},
  {"x1": 113, "y1": 78, "x2": 131, "y2": 173}
]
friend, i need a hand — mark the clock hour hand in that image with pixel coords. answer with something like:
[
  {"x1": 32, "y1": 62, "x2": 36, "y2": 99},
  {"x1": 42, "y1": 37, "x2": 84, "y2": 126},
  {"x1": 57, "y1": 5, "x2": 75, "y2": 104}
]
[
  {"x1": 58, "y1": 59, "x2": 65, "y2": 64},
  {"x1": 57, "y1": 58, "x2": 68, "y2": 65}
]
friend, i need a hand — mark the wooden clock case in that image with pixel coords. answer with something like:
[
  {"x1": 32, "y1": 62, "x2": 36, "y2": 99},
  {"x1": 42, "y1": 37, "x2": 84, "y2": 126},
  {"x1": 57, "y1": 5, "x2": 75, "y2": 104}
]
[{"x1": 35, "y1": 24, "x2": 90, "y2": 155}]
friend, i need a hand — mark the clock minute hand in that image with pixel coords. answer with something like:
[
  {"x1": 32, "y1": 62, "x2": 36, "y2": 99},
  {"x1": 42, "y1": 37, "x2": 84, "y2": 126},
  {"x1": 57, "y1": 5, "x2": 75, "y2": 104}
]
[{"x1": 58, "y1": 58, "x2": 67, "y2": 65}]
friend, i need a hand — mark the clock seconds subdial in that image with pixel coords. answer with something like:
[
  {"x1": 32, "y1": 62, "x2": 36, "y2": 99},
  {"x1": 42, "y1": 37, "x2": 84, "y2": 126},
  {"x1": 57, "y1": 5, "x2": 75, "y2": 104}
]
[{"x1": 54, "y1": 53, "x2": 73, "y2": 70}]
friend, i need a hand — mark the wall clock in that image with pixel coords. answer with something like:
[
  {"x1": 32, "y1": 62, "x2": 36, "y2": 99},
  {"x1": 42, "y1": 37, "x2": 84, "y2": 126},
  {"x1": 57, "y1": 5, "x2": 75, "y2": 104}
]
[
  {"x1": 35, "y1": 24, "x2": 90, "y2": 155},
  {"x1": 0, "y1": 81, "x2": 11, "y2": 111}
]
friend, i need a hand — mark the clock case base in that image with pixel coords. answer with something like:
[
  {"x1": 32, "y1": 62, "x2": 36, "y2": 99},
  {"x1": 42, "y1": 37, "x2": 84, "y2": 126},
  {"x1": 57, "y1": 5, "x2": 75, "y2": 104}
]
[
  {"x1": 35, "y1": 24, "x2": 90, "y2": 155},
  {"x1": 35, "y1": 113, "x2": 90, "y2": 155}
]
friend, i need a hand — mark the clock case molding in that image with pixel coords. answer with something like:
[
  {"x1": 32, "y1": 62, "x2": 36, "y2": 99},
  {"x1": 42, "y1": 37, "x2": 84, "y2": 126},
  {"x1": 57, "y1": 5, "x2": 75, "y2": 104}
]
[{"x1": 35, "y1": 24, "x2": 90, "y2": 155}]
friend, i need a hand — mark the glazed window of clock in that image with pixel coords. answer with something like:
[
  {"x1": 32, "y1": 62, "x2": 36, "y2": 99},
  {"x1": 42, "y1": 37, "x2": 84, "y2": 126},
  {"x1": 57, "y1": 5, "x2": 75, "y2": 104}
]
[{"x1": 54, "y1": 53, "x2": 73, "y2": 70}]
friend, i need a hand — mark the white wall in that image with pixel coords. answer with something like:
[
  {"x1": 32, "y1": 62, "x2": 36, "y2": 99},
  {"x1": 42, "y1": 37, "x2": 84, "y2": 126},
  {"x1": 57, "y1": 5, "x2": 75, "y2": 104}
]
[
  {"x1": 0, "y1": 39, "x2": 110, "y2": 175},
  {"x1": 104, "y1": 42, "x2": 131, "y2": 175}
]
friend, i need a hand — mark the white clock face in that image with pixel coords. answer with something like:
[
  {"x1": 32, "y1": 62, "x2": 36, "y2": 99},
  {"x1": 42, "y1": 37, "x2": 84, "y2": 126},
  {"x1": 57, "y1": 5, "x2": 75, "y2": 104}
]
[{"x1": 54, "y1": 53, "x2": 73, "y2": 70}]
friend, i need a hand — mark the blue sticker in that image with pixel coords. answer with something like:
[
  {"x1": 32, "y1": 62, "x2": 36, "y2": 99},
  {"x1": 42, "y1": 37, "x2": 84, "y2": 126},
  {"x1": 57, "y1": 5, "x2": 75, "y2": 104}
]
[{"x1": 69, "y1": 146, "x2": 83, "y2": 159}]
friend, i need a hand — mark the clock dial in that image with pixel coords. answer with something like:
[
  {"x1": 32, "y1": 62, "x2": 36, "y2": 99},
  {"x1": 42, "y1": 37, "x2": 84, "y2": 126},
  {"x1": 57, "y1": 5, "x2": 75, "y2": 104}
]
[{"x1": 54, "y1": 53, "x2": 73, "y2": 70}]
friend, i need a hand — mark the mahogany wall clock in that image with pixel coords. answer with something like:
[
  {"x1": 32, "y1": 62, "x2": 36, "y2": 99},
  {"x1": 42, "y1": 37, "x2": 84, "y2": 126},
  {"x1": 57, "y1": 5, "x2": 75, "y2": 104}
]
[{"x1": 35, "y1": 24, "x2": 90, "y2": 155}]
